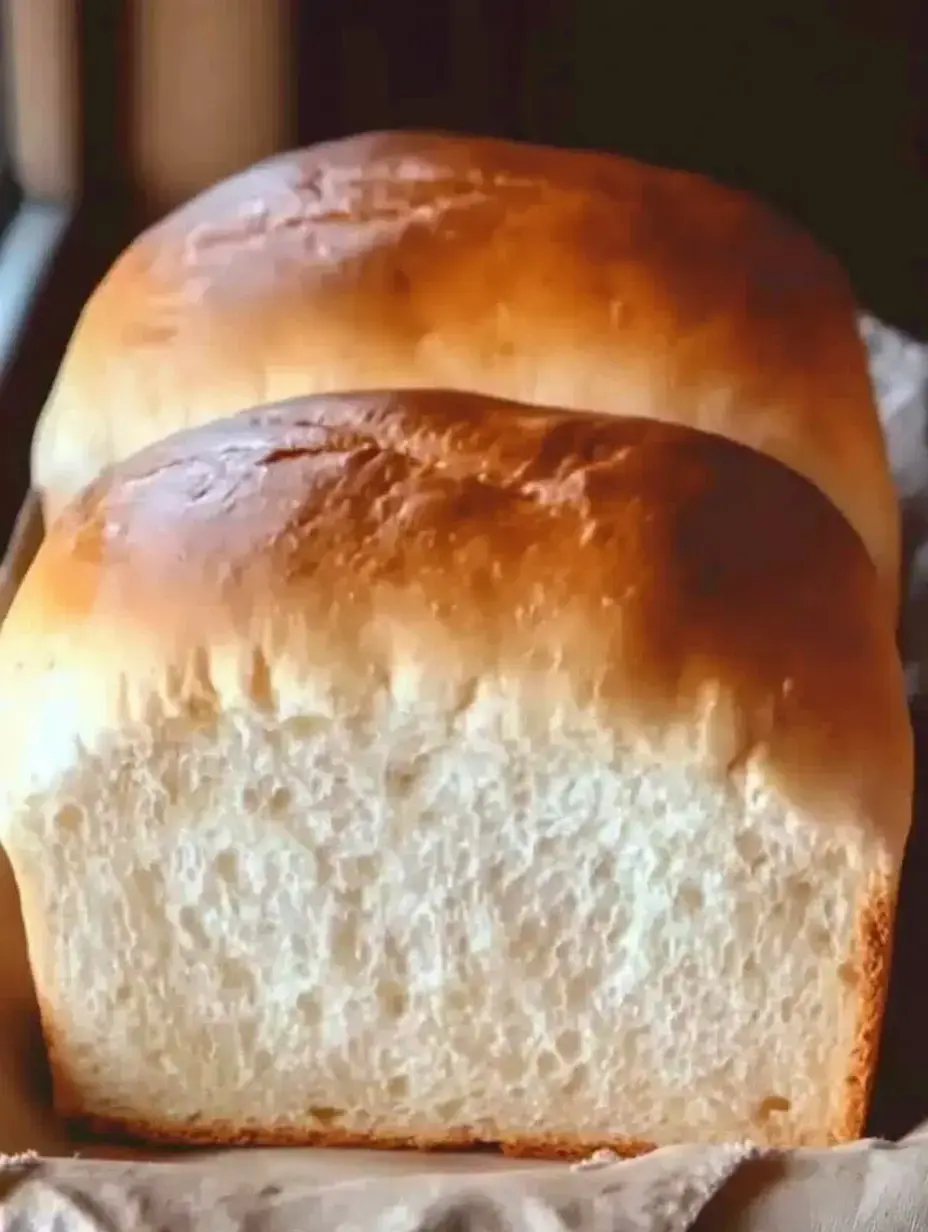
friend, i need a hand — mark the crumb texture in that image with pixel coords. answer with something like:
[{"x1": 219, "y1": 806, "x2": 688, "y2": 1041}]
[{"x1": 27, "y1": 713, "x2": 887, "y2": 1148}]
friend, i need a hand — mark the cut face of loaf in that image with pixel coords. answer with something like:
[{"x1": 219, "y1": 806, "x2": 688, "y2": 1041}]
[
  {"x1": 31, "y1": 129, "x2": 898, "y2": 614},
  {"x1": 0, "y1": 390, "x2": 911, "y2": 1156}
]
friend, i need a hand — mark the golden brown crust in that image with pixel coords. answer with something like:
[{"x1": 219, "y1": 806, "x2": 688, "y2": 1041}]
[
  {"x1": 32, "y1": 129, "x2": 899, "y2": 612},
  {"x1": 62, "y1": 1108, "x2": 657, "y2": 1162}
]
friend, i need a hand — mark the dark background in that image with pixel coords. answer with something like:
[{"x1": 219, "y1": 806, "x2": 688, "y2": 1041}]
[
  {"x1": 296, "y1": 0, "x2": 928, "y2": 339},
  {"x1": 3, "y1": 0, "x2": 928, "y2": 1140}
]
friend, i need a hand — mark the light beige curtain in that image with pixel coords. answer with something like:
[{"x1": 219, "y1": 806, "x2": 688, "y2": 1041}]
[
  {"x1": 3, "y1": 0, "x2": 78, "y2": 201},
  {"x1": 129, "y1": 0, "x2": 296, "y2": 216},
  {"x1": 3, "y1": 0, "x2": 296, "y2": 215}
]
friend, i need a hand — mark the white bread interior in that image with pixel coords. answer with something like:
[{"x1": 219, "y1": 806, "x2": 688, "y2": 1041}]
[
  {"x1": 0, "y1": 390, "x2": 911, "y2": 1156},
  {"x1": 29, "y1": 129, "x2": 899, "y2": 613}
]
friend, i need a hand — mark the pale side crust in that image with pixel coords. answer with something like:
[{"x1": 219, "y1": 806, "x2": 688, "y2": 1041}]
[
  {"x1": 0, "y1": 488, "x2": 43, "y2": 628},
  {"x1": 837, "y1": 877, "x2": 897, "y2": 1142},
  {"x1": 41, "y1": 883, "x2": 894, "y2": 1159},
  {"x1": 63, "y1": 1114, "x2": 658, "y2": 1163}
]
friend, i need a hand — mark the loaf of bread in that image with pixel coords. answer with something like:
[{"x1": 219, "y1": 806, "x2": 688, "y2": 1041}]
[
  {"x1": 30, "y1": 130, "x2": 898, "y2": 612},
  {"x1": 0, "y1": 389, "x2": 911, "y2": 1155}
]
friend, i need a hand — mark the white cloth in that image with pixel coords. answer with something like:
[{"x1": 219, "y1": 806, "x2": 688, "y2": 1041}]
[
  {"x1": 860, "y1": 313, "x2": 928, "y2": 696},
  {"x1": 1, "y1": 1128, "x2": 928, "y2": 1231}
]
